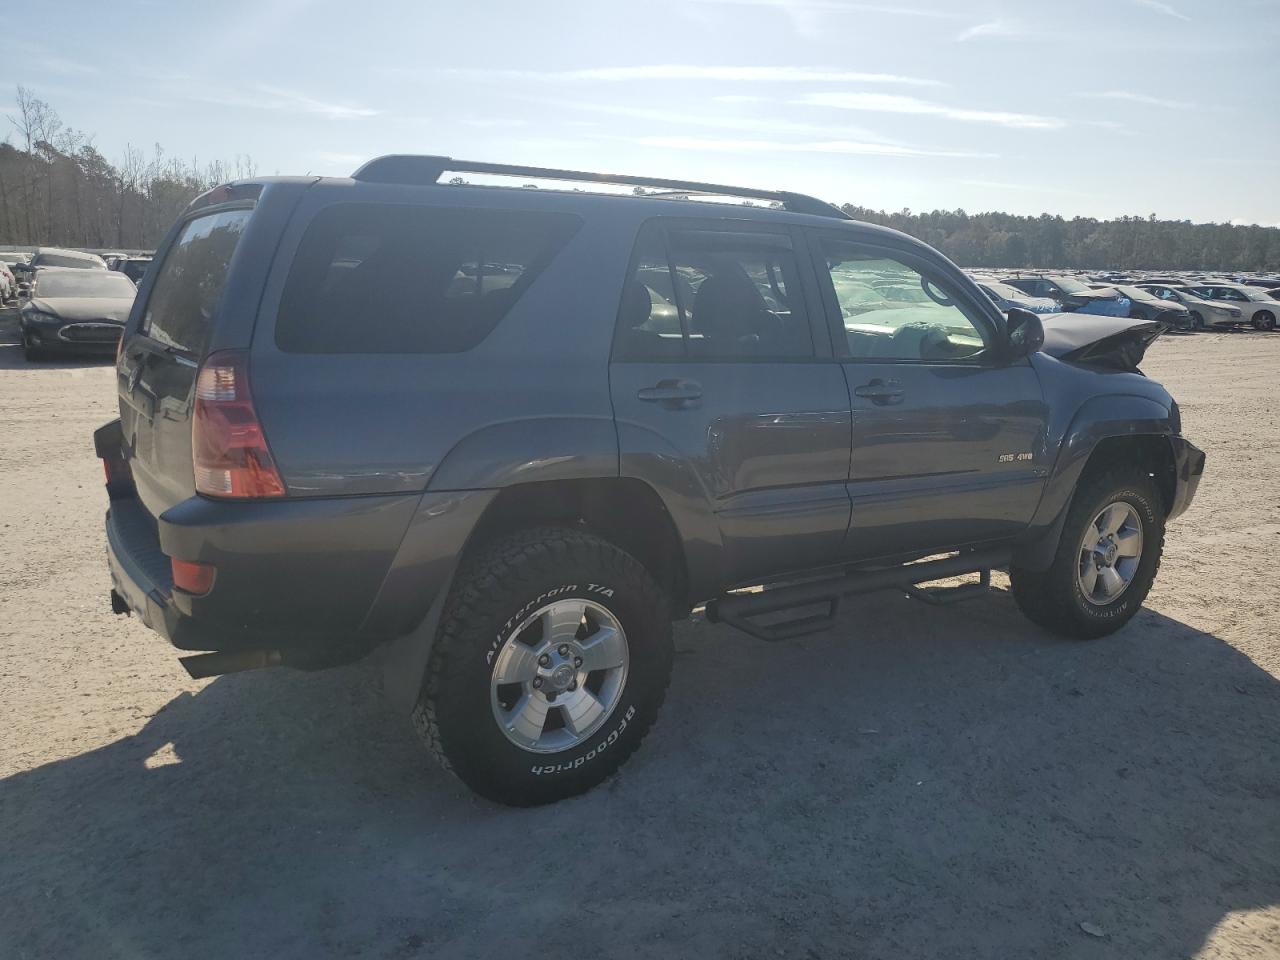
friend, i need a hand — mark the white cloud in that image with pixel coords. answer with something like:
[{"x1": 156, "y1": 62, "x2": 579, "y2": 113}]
[
  {"x1": 533, "y1": 96, "x2": 903, "y2": 146},
  {"x1": 955, "y1": 19, "x2": 1031, "y2": 42},
  {"x1": 1082, "y1": 90, "x2": 1195, "y2": 109},
  {"x1": 431, "y1": 65, "x2": 942, "y2": 87},
  {"x1": 256, "y1": 86, "x2": 379, "y2": 119},
  {"x1": 192, "y1": 86, "x2": 379, "y2": 119},
  {"x1": 713, "y1": 95, "x2": 769, "y2": 104},
  {"x1": 798, "y1": 92, "x2": 1067, "y2": 130},
  {"x1": 687, "y1": 0, "x2": 964, "y2": 18},
  {"x1": 1131, "y1": 0, "x2": 1191, "y2": 20},
  {"x1": 627, "y1": 135, "x2": 994, "y2": 160}
]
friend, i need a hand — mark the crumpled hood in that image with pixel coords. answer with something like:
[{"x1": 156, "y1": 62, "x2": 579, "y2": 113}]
[
  {"x1": 26, "y1": 297, "x2": 133, "y2": 323},
  {"x1": 1039, "y1": 313, "x2": 1167, "y2": 371}
]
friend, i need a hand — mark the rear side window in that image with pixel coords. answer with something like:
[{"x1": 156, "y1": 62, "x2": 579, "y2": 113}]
[
  {"x1": 613, "y1": 221, "x2": 813, "y2": 361},
  {"x1": 142, "y1": 208, "x2": 252, "y2": 353},
  {"x1": 275, "y1": 203, "x2": 580, "y2": 354}
]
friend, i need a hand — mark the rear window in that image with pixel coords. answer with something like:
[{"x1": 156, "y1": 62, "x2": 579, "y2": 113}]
[
  {"x1": 141, "y1": 208, "x2": 252, "y2": 354},
  {"x1": 33, "y1": 251, "x2": 105, "y2": 269},
  {"x1": 34, "y1": 271, "x2": 136, "y2": 298},
  {"x1": 274, "y1": 203, "x2": 580, "y2": 354}
]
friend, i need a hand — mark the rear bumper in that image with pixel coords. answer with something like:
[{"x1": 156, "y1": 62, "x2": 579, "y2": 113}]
[
  {"x1": 105, "y1": 491, "x2": 423, "y2": 653},
  {"x1": 1167, "y1": 436, "x2": 1205, "y2": 520}
]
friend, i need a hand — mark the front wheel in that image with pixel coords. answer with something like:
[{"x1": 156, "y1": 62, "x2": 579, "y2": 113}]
[
  {"x1": 1189, "y1": 311, "x2": 1205, "y2": 331},
  {"x1": 1252, "y1": 310, "x2": 1276, "y2": 332},
  {"x1": 1010, "y1": 467, "x2": 1165, "y2": 639},
  {"x1": 412, "y1": 527, "x2": 673, "y2": 806}
]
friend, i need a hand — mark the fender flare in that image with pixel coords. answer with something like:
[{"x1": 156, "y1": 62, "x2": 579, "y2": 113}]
[{"x1": 1013, "y1": 394, "x2": 1174, "y2": 571}]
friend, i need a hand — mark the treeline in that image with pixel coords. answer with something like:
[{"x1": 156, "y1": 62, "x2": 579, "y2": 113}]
[
  {"x1": 841, "y1": 206, "x2": 1280, "y2": 272},
  {"x1": 0, "y1": 87, "x2": 254, "y2": 250},
  {"x1": 3, "y1": 86, "x2": 1278, "y2": 270}
]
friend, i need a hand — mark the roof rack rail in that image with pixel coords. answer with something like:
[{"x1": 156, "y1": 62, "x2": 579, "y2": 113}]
[{"x1": 350, "y1": 155, "x2": 850, "y2": 220}]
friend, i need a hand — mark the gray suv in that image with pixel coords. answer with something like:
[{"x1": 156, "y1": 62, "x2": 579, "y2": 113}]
[{"x1": 97, "y1": 157, "x2": 1204, "y2": 805}]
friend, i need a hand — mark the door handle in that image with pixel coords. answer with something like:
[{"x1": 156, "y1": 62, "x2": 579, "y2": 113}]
[
  {"x1": 637, "y1": 379, "x2": 703, "y2": 407},
  {"x1": 853, "y1": 378, "x2": 905, "y2": 405}
]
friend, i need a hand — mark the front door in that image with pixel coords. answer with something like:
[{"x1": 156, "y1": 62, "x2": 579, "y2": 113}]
[
  {"x1": 610, "y1": 219, "x2": 852, "y2": 588},
  {"x1": 807, "y1": 232, "x2": 1049, "y2": 562}
]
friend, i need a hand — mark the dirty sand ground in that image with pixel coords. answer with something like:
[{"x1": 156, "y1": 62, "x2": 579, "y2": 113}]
[{"x1": 1, "y1": 314, "x2": 1276, "y2": 959}]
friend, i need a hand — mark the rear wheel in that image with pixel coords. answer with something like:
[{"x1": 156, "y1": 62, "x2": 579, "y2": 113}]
[
  {"x1": 412, "y1": 526, "x2": 673, "y2": 806},
  {"x1": 1252, "y1": 310, "x2": 1276, "y2": 332},
  {"x1": 1010, "y1": 467, "x2": 1164, "y2": 639}
]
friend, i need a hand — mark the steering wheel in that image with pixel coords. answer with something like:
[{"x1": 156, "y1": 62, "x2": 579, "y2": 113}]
[{"x1": 920, "y1": 276, "x2": 955, "y2": 307}]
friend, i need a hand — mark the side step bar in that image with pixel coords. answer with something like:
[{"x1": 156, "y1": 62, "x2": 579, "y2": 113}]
[{"x1": 704, "y1": 548, "x2": 1009, "y2": 642}]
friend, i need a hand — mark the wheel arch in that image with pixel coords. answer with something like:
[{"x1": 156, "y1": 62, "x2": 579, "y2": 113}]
[
  {"x1": 468, "y1": 477, "x2": 693, "y2": 614},
  {"x1": 1014, "y1": 394, "x2": 1177, "y2": 571}
]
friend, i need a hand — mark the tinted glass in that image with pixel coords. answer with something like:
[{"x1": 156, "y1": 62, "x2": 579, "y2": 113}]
[
  {"x1": 1055, "y1": 277, "x2": 1090, "y2": 294},
  {"x1": 34, "y1": 271, "x2": 136, "y2": 298},
  {"x1": 142, "y1": 208, "x2": 252, "y2": 353},
  {"x1": 33, "y1": 252, "x2": 105, "y2": 269},
  {"x1": 121, "y1": 260, "x2": 151, "y2": 283},
  {"x1": 616, "y1": 226, "x2": 812, "y2": 361},
  {"x1": 276, "y1": 203, "x2": 580, "y2": 354},
  {"x1": 822, "y1": 241, "x2": 987, "y2": 361}
]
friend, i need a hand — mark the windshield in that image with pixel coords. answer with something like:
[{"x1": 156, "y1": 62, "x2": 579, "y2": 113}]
[
  {"x1": 35, "y1": 271, "x2": 137, "y2": 298},
  {"x1": 1054, "y1": 277, "x2": 1091, "y2": 294}
]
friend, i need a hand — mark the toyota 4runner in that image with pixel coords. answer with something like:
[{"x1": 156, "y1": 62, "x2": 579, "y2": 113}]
[{"x1": 97, "y1": 156, "x2": 1205, "y2": 805}]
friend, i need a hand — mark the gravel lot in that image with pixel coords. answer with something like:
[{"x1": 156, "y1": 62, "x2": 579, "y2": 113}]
[{"x1": 1, "y1": 311, "x2": 1277, "y2": 959}]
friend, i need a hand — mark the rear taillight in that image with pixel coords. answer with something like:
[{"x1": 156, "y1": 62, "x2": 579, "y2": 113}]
[{"x1": 192, "y1": 350, "x2": 286, "y2": 498}]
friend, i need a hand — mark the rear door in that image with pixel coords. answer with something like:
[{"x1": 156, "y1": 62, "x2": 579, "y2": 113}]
[
  {"x1": 117, "y1": 206, "x2": 254, "y2": 516},
  {"x1": 610, "y1": 219, "x2": 852, "y2": 587},
  {"x1": 806, "y1": 231, "x2": 1049, "y2": 561}
]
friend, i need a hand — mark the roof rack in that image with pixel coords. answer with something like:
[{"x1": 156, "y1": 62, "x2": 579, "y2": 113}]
[{"x1": 350, "y1": 155, "x2": 850, "y2": 221}]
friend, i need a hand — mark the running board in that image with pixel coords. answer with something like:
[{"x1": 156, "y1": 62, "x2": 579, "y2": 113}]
[{"x1": 704, "y1": 548, "x2": 1008, "y2": 642}]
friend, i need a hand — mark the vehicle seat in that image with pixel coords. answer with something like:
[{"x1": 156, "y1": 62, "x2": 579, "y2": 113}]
[
  {"x1": 690, "y1": 270, "x2": 780, "y2": 357},
  {"x1": 616, "y1": 281, "x2": 682, "y2": 358}
]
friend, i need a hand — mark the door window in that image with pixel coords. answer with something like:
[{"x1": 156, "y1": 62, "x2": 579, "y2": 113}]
[
  {"x1": 819, "y1": 241, "x2": 989, "y2": 361},
  {"x1": 613, "y1": 223, "x2": 813, "y2": 361}
]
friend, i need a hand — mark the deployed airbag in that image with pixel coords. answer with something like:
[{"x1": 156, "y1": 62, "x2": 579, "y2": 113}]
[{"x1": 1039, "y1": 313, "x2": 1167, "y2": 371}]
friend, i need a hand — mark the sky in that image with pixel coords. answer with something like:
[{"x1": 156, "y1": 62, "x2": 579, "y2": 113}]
[{"x1": 9, "y1": 0, "x2": 1280, "y2": 225}]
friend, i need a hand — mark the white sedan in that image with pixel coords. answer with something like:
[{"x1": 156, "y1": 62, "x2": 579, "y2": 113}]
[{"x1": 1182, "y1": 283, "x2": 1277, "y2": 331}]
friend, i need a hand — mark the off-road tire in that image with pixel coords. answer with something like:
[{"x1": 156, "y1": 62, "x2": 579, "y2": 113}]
[
  {"x1": 1009, "y1": 467, "x2": 1165, "y2": 639},
  {"x1": 412, "y1": 526, "x2": 673, "y2": 806}
]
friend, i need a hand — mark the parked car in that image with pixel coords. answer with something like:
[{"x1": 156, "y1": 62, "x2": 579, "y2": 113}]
[
  {"x1": 19, "y1": 266, "x2": 137, "y2": 360},
  {"x1": 1136, "y1": 283, "x2": 1243, "y2": 330},
  {"x1": 1005, "y1": 274, "x2": 1130, "y2": 316},
  {"x1": 1182, "y1": 282, "x2": 1278, "y2": 331},
  {"x1": 111, "y1": 255, "x2": 154, "y2": 285},
  {"x1": 27, "y1": 247, "x2": 108, "y2": 270},
  {"x1": 96, "y1": 157, "x2": 1204, "y2": 806},
  {"x1": 1110, "y1": 285, "x2": 1192, "y2": 330},
  {"x1": 970, "y1": 277, "x2": 1058, "y2": 314}
]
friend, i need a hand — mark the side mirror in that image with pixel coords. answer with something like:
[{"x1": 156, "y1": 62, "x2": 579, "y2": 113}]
[{"x1": 1006, "y1": 308, "x2": 1044, "y2": 358}]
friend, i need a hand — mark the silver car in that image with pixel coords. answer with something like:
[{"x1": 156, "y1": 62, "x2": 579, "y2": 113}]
[{"x1": 1137, "y1": 284, "x2": 1242, "y2": 330}]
